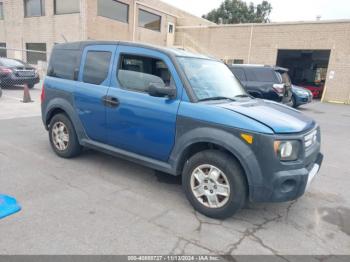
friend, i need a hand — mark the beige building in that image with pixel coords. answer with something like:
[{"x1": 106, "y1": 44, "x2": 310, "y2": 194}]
[
  {"x1": 176, "y1": 20, "x2": 350, "y2": 104},
  {"x1": 0, "y1": 0, "x2": 212, "y2": 61},
  {"x1": 0, "y1": 0, "x2": 349, "y2": 103}
]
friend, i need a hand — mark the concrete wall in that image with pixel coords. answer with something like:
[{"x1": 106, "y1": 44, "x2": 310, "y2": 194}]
[{"x1": 176, "y1": 21, "x2": 350, "y2": 104}]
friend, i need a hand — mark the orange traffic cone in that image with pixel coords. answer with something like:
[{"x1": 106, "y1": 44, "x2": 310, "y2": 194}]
[{"x1": 21, "y1": 84, "x2": 33, "y2": 103}]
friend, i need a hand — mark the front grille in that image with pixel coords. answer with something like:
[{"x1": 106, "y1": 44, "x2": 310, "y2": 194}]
[
  {"x1": 304, "y1": 129, "x2": 318, "y2": 149},
  {"x1": 14, "y1": 69, "x2": 35, "y2": 77}
]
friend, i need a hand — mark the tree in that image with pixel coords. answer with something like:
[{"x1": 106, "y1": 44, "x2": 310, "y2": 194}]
[{"x1": 202, "y1": 0, "x2": 272, "y2": 24}]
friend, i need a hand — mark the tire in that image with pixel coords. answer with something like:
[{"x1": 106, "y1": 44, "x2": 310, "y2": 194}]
[
  {"x1": 291, "y1": 95, "x2": 299, "y2": 108},
  {"x1": 49, "y1": 113, "x2": 82, "y2": 158},
  {"x1": 28, "y1": 84, "x2": 35, "y2": 89},
  {"x1": 182, "y1": 150, "x2": 247, "y2": 219}
]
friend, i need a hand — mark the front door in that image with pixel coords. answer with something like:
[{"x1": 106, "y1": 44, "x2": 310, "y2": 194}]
[
  {"x1": 106, "y1": 46, "x2": 182, "y2": 161},
  {"x1": 166, "y1": 22, "x2": 175, "y2": 47},
  {"x1": 74, "y1": 45, "x2": 116, "y2": 143}
]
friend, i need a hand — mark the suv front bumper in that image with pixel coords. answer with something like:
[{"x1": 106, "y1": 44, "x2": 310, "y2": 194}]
[
  {"x1": 266, "y1": 153, "x2": 323, "y2": 202},
  {"x1": 248, "y1": 126, "x2": 323, "y2": 203}
]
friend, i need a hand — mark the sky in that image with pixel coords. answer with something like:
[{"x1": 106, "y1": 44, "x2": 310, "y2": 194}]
[{"x1": 161, "y1": 0, "x2": 350, "y2": 22}]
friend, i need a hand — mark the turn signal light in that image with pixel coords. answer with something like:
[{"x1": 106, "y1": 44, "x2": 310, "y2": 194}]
[{"x1": 241, "y1": 133, "x2": 254, "y2": 144}]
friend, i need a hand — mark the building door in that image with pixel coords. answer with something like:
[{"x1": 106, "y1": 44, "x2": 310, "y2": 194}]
[{"x1": 166, "y1": 22, "x2": 175, "y2": 47}]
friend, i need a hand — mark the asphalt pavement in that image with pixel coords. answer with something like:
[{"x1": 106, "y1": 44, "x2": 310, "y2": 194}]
[{"x1": 0, "y1": 85, "x2": 349, "y2": 256}]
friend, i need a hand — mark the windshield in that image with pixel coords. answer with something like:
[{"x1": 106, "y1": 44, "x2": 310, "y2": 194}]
[
  {"x1": 0, "y1": 58, "x2": 26, "y2": 67},
  {"x1": 177, "y1": 57, "x2": 246, "y2": 101}
]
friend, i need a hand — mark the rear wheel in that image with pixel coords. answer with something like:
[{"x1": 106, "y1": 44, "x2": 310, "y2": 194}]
[
  {"x1": 49, "y1": 113, "x2": 82, "y2": 158},
  {"x1": 182, "y1": 150, "x2": 247, "y2": 219}
]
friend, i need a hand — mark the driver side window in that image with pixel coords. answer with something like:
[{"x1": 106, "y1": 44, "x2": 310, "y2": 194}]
[{"x1": 117, "y1": 54, "x2": 175, "y2": 93}]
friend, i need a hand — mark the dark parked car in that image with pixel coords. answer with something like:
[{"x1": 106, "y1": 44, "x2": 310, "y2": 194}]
[
  {"x1": 229, "y1": 65, "x2": 292, "y2": 105},
  {"x1": 42, "y1": 41, "x2": 323, "y2": 219},
  {"x1": 291, "y1": 85, "x2": 313, "y2": 108},
  {"x1": 0, "y1": 58, "x2": 40, "y2": 89}
]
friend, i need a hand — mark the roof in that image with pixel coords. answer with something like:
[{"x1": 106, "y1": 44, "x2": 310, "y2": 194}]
[
  {"x1": 54, "y1": 41, "x2": 211, "y2": 60},
  {"x1": 177, "y1": 19, "x2": 350, "y2": 29},
  {"x1": 229, "y1": 64, "x2": 288, "y2": 71}
]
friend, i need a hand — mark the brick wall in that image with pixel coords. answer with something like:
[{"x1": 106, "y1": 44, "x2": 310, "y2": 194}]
[
  {"x1": 0, "y1": 0, "x2": 85, "y2": 59},
  {"x1": 0, "y1": 0, "x2": 213, "y2": 58}
]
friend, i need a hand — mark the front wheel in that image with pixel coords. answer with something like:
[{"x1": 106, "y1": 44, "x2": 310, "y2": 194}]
[
  {"x1": 49, "y1": 113, "x2": 82, "y2": 158},
  {"x1": 182, "y1": 150, "x2": 247, "y2": 219},
  {"x1": 291, "y1": 95, "x2": 299, "y2": 108}
]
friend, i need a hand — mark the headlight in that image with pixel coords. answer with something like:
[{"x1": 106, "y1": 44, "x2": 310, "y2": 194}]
[
  {"x1": 295, "y1": 90, "x2": 308, "y2": 96},
  {"x1": 274, "y1": 140, "x2": 300, "y2": 161}
]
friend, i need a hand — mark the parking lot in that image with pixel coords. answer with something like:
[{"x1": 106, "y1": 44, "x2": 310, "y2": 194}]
[{"x1": 0, "y1": 85, "x2": 349, "y2": 256}]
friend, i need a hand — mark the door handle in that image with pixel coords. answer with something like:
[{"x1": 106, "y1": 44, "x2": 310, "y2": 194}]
[{"x1": 102, "y1": 96, "x2": 120, "y2": 108}]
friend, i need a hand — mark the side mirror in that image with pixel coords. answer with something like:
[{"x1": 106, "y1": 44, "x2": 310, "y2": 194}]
[{"x1": 148, "y1": 83, "x2": 176, "y2": 99}]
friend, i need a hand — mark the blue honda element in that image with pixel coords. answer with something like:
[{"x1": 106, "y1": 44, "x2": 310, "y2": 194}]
[{"x1": 41, "y1": 41, "x2": 323, "y2": 218}]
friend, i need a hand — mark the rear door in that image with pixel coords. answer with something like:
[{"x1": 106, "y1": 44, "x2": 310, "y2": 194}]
[{"x1": 74, "y1": 45, "x2": 116, "y2": 143}]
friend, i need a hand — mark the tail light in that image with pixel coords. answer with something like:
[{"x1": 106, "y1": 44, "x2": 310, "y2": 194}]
[
  {"x1": 40, "y1": 83, "x2": 45, "y2": 103},
  {"x1": 272, "y1": 84, "x2": 285, "y2": 97},
  {"x1": 0, "y1": 67, "x2": 13, "y2": 75}
]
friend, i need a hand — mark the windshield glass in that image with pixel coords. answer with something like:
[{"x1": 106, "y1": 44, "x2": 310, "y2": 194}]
[
  {"x1": 0, "y1": 58, "x2": 26, "y2": 67},
  {"x1": 177, "y1": 57, "x2": 246, "y2": 101}
]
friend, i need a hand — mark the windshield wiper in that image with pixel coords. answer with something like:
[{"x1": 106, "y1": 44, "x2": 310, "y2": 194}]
[
  {"x1": 234, "y1": 94, "x2": 251, "y2": 98},
  {"x1": 198, "y1": 96, "x2": 236, "y2": 102}
]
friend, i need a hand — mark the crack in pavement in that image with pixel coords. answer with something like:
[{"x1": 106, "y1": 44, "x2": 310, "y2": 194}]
[
  {"x1": 193, "y1": 210, "x2": 223, "y2": 233},
  {"x1": 224, "y1": 212, "x2": 286, "y2": 257},
  {"x1": 285, "y1": 200, "x2": 298, "y2": 222}
]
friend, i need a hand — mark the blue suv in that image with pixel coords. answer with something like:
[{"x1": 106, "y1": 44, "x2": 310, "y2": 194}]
[{"x1": 41, "y1": 41, "x2": 323, "y2": 219}]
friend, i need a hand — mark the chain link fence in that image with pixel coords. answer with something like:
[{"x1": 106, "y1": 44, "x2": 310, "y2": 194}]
[{"x1": 0, "y1": 46, "x2": 48, "y2": 90}]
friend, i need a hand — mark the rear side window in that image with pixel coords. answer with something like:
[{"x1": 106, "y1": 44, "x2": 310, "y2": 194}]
[
  {"x1": 117, "y1": 54, "x2": 174, "y2": 92},
  {"x1": 48, "y1": 49, "x2": 80, "y2": 80},
  {"x1": 231, "y1": 68, "x2": 246, "y2": 81},
  {"x1": 82, "y1": 51, "x2": 112, "y2": 85},
  {"x1": 277, "y1": 71, "x2": 291, "y2": 85}
]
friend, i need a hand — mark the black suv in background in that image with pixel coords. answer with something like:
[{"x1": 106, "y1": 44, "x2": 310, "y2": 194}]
[{"x1": 229, "y1": 65, "x2": 292, "y2": 105}]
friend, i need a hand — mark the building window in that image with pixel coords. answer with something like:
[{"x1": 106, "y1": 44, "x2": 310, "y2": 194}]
[
  {"x1": 0, "y1": 43, "x2": 6, "y2": 57},
  {"x1": 54, "y1": 0, "x2": 79, "y2": 15},
  {"x1": 0, "y1": 2, "x2": 4, "y2": 20},
  {"x1": 138, "y1": 9, "x2": 161, "y2": 32},
  {"x1": 98, "y1": 0, "x2": 129, "y2": 23},
  {"x1": 168, "y1": 24, "x2": 174, "y2": 34},
  {"x1": 26, "y1": 43, "x2": 47, "y2": 64},
  {"x1": 233, "y1": 59, "x2": 244, "y2": 64},
  {"x1": 83, "y1": 51, "x2": 112, "y2": 85},
  {"x1": 24, "y1": 0, "x2": 45, "y2": 17}
]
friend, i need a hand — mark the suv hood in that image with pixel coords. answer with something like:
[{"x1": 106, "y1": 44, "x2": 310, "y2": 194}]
[{"x1": 217, "y1": 99, "x2": 315, "y2": 134}]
